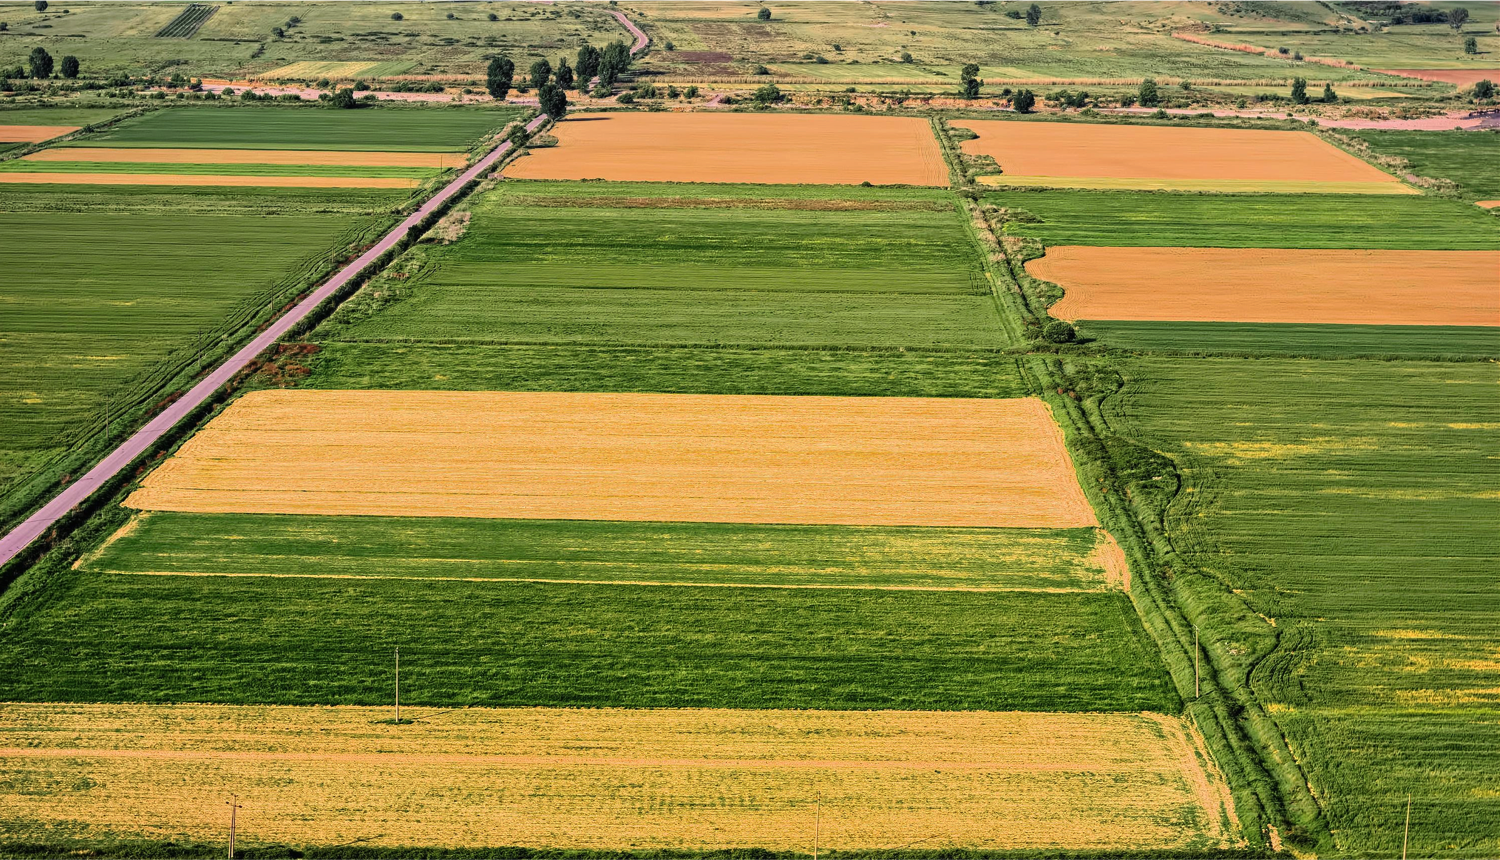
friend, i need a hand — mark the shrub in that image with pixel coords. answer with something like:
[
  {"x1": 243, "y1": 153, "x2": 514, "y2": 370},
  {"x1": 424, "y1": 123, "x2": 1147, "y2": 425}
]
[
  {"x1": 59, "y1": 54, "x2": 78, "y2": 79},
  {"x1": 1291, "y1": 76, "x2": 1309, "y2": 104},
  {"x1": 327, "y1": 87, "x2": 358, "y2": 109},
  {"x1": 390, "y1": 11, "x2": 402, "y2": 21},
  {"x1": 1138, "y1": 77, "x2": 1159, "y2": 106},
  {"x1": 753, "y1": 64, "x2": 770, "y2": 75},
  {"x1": 1042, "y1": 320, "x2": 1077, "y2": 343},
  {"x1": 488, "y1": 12, "x2": 498, "y2": 21},
  {"x1": 753, "y1": 82, "x2": 783, "y2": 104},
  {"x1": 1464, "y1": 35, "x2": 1478, "y2": 53},
  {"x1": 446, "y1": 11, "x2": 455, "y2": 19},
  {"x1": 616, "y1": 90, "x2": 635, "y2": 103},
  {"x1": 34, "y1": 0, "x2": 47, "y2": 10},
  {"x1": 758, "y1": 7, "x2": 771, "y2": 20},
  {"x1": 1322, "y1": 82, "x2": 1337, "y2": 103},
  {"x1": 899, "y1": 51, "x2": 912, "y2": 63},
  {"x1": 1473, "y1": 79, "x2": 1495, "y2": 99},
  {"x1": 353, "y1": 79, "x2": 370, "y2": 91},
  {"x1": 665, "y1": 40, "x2": 675, "y2": 51},
  {"x1": 1026, "y1": 3, "x2": 1041, "y2": 25},
  {"x1": 1012, "y1": 88, "x2": 1035, "y2": 112},
  {"x1": 684, "y1": 84, "x2": 699, "y2": 98}
]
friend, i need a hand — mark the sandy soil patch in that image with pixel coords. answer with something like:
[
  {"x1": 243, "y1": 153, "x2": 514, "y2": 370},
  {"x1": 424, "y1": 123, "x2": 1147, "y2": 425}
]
[
  {"x1": 0, "y1": 124, "x2": 79, "y2": 143},
  {"x1": 0, "y1": 172, "x2": 419, "y2": 188},
  {"x1": 506, "y1": 113, "x2": 948, "y2": 186},
  {"x1": 0, "y1": 702, "x2": 1239, "y2": 852},
  {"x1": 953, "y1": 120, "x2": 1406, "y2": 191},
  {"x1": 1375, "y1": 69, "x2": 1500, "y2": 87},
  {"x1": 28, "y1": 147, "x2": 464, "y2": 168},
  {"x1": 1029, "y1": 247, "x2": 1499, "y2": 327},
  {"x1": 127, "y1": 391, "x2": 1097, "y2": 528}
]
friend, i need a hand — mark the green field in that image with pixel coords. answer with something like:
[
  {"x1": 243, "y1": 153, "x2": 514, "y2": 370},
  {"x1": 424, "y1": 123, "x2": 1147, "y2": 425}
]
[
  {"x1": 0, "y1": 160, "x2": 441, "y2": 179},
  {"x1": 1348, "y1": 130, "x2": 1500, "y2": 200},
  {"x1": 317, "y1": 181, "x2": 1009, "y2": 349},
  {"x1": 991, "y1": 189, "x2": 1500, "y2": 249},
  {"x1": 0, "y1": 185, "x2": 391, "y2": 529},
  {"x1": 72, "y1": 106, "x2": 521, "y2": 151},
  {"x1": 1075, "y1": 320, "x2": 1499, "y2": 360},
  {"x1": 0, "y1": 107, "x2": 129, "y2": 128},
  {"x1": 1108, "y1": 356, "x2": 1500, "y2": 855}
]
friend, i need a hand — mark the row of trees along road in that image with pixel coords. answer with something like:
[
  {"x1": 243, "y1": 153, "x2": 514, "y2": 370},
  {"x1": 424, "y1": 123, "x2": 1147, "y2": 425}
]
[{"x1": 485, "y1": 38, "x2": 633, "y2": 113}]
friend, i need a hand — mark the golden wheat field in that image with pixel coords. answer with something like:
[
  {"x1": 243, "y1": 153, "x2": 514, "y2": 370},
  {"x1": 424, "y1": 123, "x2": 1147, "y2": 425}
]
[
  {"x1": 0, "y1": 172, "x2": 420, "y2": 188},
  {"x1": 25, "y1": 147, "x2": 465, "y2": 168},
  {"x1": 126, "y1": 390, "x2": 1099, "y2": 528},
  {"x1": 0, "y1": 703, "x2": 1240, "y2": 852}
]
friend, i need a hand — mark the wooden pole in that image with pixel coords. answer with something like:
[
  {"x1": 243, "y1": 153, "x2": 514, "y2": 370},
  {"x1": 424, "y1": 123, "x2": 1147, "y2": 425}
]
[
  {"x1": 226, "y1": 794, "x2": 241, "y2": 860},
  {"x1": 1402, "y1": 794, "x2": 1412, "y2": 860}
]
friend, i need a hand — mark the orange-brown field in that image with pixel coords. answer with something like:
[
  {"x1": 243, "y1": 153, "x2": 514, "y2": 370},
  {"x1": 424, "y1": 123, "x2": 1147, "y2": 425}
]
[
  {"x1": 953, "y1": 120, "x2": 1409, "y2": 193},
  {"x1": 1030, "y1": 247, "x2": 1500, "y2": 327},
  {"x1": 1477, "y1": 200, "x2": 1500, "y2": 209},
  {"x1": 0, "y1": 703, "x2": 1240, "y2": 852},
  {"x1": 0, "y1": 172, "x2": 419, "y2": 188},
  {"x1": 506, "y1": 112, "x2": 948, "y2": 186},
  {"x1": 0, "y1": 124, "x2": 79, "y2": 143},
  {"x1": 126, "y1": 390, "x2": 1097, "y2": 528},
  {"x1": 26, "y1": 147, "x2": 464, "y2": 167}
]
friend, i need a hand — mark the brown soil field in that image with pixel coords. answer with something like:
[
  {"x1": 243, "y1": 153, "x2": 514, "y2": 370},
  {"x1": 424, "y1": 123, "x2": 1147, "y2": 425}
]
[
  {"x1": 27, "y1": 147, "x2": 464, "y2": 168},
  {"x1": 1476, "y1": 200, "x2": 1500, "y2": 209},
  {"x1": 1031, "y1": 247, "x2": 1500, "y2": 327},
  {"x1": 126, "y1": 391, "x2": 1097, "y2": 528},
  {"x1": 952, "y1": 120, "x2": 1405, "y2": 189},
  {"x1": 0, "y1": 124, "x2": 79, "y2": 143},
  {"x1": 505, "y1": 113, "x2": 948, "y2": 186},
  {"x1": 0, "y1": 703, "x2": 1240, "y2": 852},
  {"x1": 0, "y1": 172, "x2": 419, "y2": 188},
  {"x1": 1375, "y1": 69, "x2": 1500, "y2": 86}
]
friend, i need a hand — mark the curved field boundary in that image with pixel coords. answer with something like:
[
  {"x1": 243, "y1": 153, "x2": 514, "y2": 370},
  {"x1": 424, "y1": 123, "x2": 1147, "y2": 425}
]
[
  {"x1": 0, "y1": 113, "x2": 548, "y2": 572},
  {"x1": 0, "y1": 172, "x2": 420, "y2": 189},
  {"x1": 0, "y1": 702, "x2": 1239, "y2": 852},
  {"x1": 27, "y1": 147, "x2": 465, "y2": 168}
]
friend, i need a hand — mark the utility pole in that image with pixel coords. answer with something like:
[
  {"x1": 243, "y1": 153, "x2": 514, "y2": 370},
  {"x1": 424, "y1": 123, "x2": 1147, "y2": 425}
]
[
  {"x1": 1402, "y1": 794, "x2": 1412, "y2": 860},
  {"x1": 394, "y1": 645, "x2": 400, "y2": 723},
  {"x1": 226, "y1": 794, "x2": 242, "y2": 860},
  {"x1": 1194, "y1": 624, "x2": 1200, "y2": 699}
]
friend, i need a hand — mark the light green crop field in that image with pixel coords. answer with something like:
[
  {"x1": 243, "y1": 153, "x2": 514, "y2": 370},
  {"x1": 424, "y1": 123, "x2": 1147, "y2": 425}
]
[
  {"x1": 1234, "y1": 31, "x2": 1500, "y2": 70},
  {"x1": 1348, "y1": 130, "x2": 1500, "y2": 200},
  {"x1": 0, "y1": 184, "x2": 392, "y2": 529},
  {"x1": 318, "y1": 181, "x2": 1008, "y2": 349},
  {"x1": 0, "y1": 160, "x2": 441, "y2": 178},
  {"x1": 72, "y1": 105, "x2": 521, "y2": 151},
  {"x1": 0, "y1": 107, "x2": 129, "y2": 128},
  {"x1": 1075, "y1": 321, "x2": 1499, "y2": 360},
  {"x1": 1109, "y1": 357, "x2": 1500, "y2": 856}
]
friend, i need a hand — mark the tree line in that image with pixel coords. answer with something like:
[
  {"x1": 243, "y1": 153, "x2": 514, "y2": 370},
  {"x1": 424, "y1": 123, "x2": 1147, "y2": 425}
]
[{"x1": 485, "y1": 39, "x2": 635, "y2": 118}]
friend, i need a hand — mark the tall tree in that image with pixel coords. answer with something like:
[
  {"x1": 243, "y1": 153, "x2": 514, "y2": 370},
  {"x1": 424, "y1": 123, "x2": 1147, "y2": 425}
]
[
  {"x1": 1448, "y1": 7, "x2": 1469, "y2": 30},
  {"x1": 28, "y1": 46, "x2": 52, "y2": 79},
  {"x1": 1013, "y1": 88, "x2": 1036, "y2": 113},
  {"x1": 598, "y1": 39, "x2": 631, "y2": 87},
  {"x1": 576, "y1": 44, "x2": 600, "y2": 81},
  {"x1": 486, "y1": 56, "x2": 514, "y2": 100},
  {"x1": 555, "y1": 57, "x2": 574, "y2": 90},
  {"x1": 59, "y1": 54, "x2": 78, "y2": 79},
  {"x1": 1322, "y1": 82, "x2": 1337, "y2": 103},
  {"x1": 1025, "y1": 3, "x2": 1041, "y2": 26},
  {"x1": 539, "y1": 82, "x2": 568, "y2": 118},
  {"x1": 960, "y1": 62, "x2": 981, "y2": 99},
  {"x1": 1138, "y1": 77, "x2": 1159, "y2": 106},
  {"x1": 1291, "y1": 76, "x2": 1309, "y2": 104},
  {"x1": 528, "y1": 58, "x2": 552, "y2": 90}
]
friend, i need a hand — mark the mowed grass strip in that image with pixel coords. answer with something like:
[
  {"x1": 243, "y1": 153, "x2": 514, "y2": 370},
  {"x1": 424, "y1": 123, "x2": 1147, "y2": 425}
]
[
  {"x1": 0, "y1": 573, "x2": 1175, "y2": 710},
  {"x1": 1110, "y1": 357, "x2": 1500, "y2": 854},
  {"x1": 953, "y1": 120, "x2": 1407, "y2": 191},
  {"x1": 1031, "y1": 247, "x2": 1499, "y2": 327},
  {"x1": 87, "y1": 512, "x2": 1126, "y2": 592},
  {"x1": 0, "y1": 704, "x2": 1237, "y2": 853},
  {"x1": 127, "y1": 390, "x2": 1098, "y2": 529},
  {"x1": 74, "y1": 106, "x2": 521, "y2": 152},
  {"x1": 506, "y1": 112, "x2": 948, "y2": 186},
  {"x1": 990, "y1": 189, "x2": 1500, "y2": 250}
]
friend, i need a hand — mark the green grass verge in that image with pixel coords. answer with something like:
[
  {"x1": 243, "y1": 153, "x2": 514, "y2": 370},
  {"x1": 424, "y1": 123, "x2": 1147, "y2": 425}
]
[
  {"x1": 86, "y1": 512, "x2": 1120, "y2": 592},
  {"x1": 989, "y1": 188, "x2": 1500, "y2": 249},
  {"x1": 1346, "y1": 129, "x2": 1500, "y2": 199},
  {"x1": 0, "y1": 569, "x2": 1177, "y2": 711},
  {"x1": 71, "y1": 105, "x2": 521, "y2": 152},
  {"x1": 1076, "y1": 320, "x2": 1499, "y2": 360},
  {"x1": 300, "y1": 343, "x2": 1027, "y2": 398},
  {"x1": 0, "y1": 160, "x2": 442, "y2": 178},
  {"x1": 1107, "y1": 356, "x2": 1500, "y2": 855}
]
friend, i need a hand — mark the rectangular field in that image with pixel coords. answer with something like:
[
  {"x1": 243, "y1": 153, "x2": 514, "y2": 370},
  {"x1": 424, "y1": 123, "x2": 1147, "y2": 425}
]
[
  {"x1": 127, "y1": 390, "x2": 1098, "y2": 528},
  {"x1": 506, "y1": 113, "x2": 948, "y2": 186},
  {"x1": 0, "y1": 172, "x2": 420, "y2": 189},
  {"x1": 1110, "y1": 357, "x2": 1500, "y2": 854},
  {"x1": 1347, "y1": 129, "x2": 1500, "y2": 200},
  {"x1": 1029, "y1": 247, "x2": 1498, "y2": 327},
  {"x1": 0, "y1": 703, "x2": 1237, "y2": 853},
  {"x1": 24, "y1": 147, "x2": 465, "y2": 167},
  {"x1": 954, "y1": 120, "x2": 1411, "y2": 194},
  {"x1": 74, "y1": 106, "x2": 520, "y2": 151}
]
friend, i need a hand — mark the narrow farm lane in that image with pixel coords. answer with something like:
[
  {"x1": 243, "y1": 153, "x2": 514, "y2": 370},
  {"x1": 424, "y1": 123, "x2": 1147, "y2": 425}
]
[
  {"x1": 0, "y1": 113, "x2": 550, "y2": 570},
  {"x1": 610, "y1": 9, "x2": 650, "y2": 54}
]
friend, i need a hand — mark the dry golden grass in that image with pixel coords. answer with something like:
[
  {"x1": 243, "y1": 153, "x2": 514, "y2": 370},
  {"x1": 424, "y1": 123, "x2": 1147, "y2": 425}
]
[
  {"x1": 953, "y1": 120, "x2": 1406, "y2": 191},
  {"x1": 0, "y1": 124, "x2": 79, "y2": 143},
  {"x1": 978, "y1": 175, "x2": 1416, "y2": 195},
  {"x1": 1029, "y1": 247, "x2": 1500, "y2": 327},
  {"x1": 0, "y1": 172, "x2": 419, "y2": 188},
  {"x1": 126, "y1": 391, "x2": 1097, "y2": 528},
  {"x1": 0, "y1": 703, "x2": 1240, "y2": 852},
  {"x1": 26, "y1": 147, "x2": 464, "y2": 168},
  {"x1": 507, "y1": 113, "x2": 948, "y2": 186}
]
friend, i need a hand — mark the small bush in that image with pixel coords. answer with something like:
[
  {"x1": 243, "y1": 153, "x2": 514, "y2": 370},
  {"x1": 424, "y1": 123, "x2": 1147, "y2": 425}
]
[
  {"x1": 1042, "y1": 321, "x2": 1077, "y2": 344},
  {"x1": 390, "y1": 11, "x2": 402, "y2": 21},
  {"x1": 488, "y1": 12, "x2": 498, "y2": 21},
  {"x1": 616, "y1": 90, "x2": 635, "y2": 103},
  {"x1": 757, "y1": 7, "x2": 771, "y2": 20}
]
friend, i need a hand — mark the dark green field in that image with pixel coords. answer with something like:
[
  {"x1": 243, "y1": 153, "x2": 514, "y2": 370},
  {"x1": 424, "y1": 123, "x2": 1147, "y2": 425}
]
[
  {"x1": 1348, "y1": 130, "x2": 1500, "y2": 199},
  {"x1": 0, "y1": 160, "x2": 442, "y2": 179},
  {"x1": 0, "y1": 568, "x2": 1176, "y2": 712},
  {"x1": 1108, "y1": 356, "x2": 1500, "y2": 856},
  {"x1": 990, "y1": 189, "x2": 1500, "y2": 249},
  {"x1": 72, "y1": 105, "x2": 522, "y2": 151},
  {"x1": 1076, "y1": 320, "x2": 1499, "y2": 360}
]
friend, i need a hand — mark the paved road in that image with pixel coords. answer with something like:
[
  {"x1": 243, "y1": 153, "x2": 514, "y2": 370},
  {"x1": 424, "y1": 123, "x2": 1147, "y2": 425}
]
[
  {"x1": 0, "y1": 113, "x2": 551, "y2": 570},
  {"x1": 609, "y1": 9, "x2": 650, "y2": 54}
]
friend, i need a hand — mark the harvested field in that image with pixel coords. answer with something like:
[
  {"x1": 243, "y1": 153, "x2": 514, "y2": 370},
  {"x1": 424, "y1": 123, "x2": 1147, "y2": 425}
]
[
  {"x1": 1480, "y1": 200, "x2": 1500, "y2": 209},
  {"x1": 506, "y1": 113, "x2": 947, "y2": 186},
  {"x1": 127, "y1": 390, "x2": 1097, "y2": 528},
  {"x1": 0, "y1": 172, "x2": 419, "y2": 189},
  {"x1": 0, "y1": 703, "x2": 1237, "y2": 852},
  {"x1": 953, "y1": 120, "x2": 1410, "y2": 193},
  {"x1": 26, "y1": 147, "x2": 465, "y2": 168},
  {"x1": 1030, "y1": 247, "x2": 1499, "y2": 327},
  {"x1": 0, "y1": 125, "x2": 80, "y2": 143},
  {"x1": 979, "y1": 175, "x2": 1416, "y2": 194}
]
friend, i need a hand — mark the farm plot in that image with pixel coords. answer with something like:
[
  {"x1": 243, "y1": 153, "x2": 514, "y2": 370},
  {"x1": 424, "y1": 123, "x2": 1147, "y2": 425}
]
[
  {"x1": 505, "y1": 113, "x2": 948, "y2": 186},
  {"x1": 0, "y1": 146, "x2": 458, "y2": 188},
  {"x1": 1109, "y1": 357, "x2": 1500, "y2": 855},
  {"x1": 1346, "y1": 129, "x2": 1500, "y2": 200},
  {"x1": 261, "y1": 60, "x2": 416, "y2": 79},
  {"x1": 0, "y1": 703, "x2": 1236, "y2": 853},
  {"x1": 127, "y1": 390, "x2": 1096, "y2": 528},
  {"x1": 0, "y1": 186, "x2": 392, "y2": 528},
  {"x1": 73, "y1": 105, "x2": 520, "y2": 151},
  {"x1": 954, "y1": 120, "x2": 1412, "y2": 194},
  {"x1": 1029, "y1": 247, "x2": 1499, "y2": 327},
  {"x1": 321, "y1": 182, "x2": 1007, "y2": 349}
]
